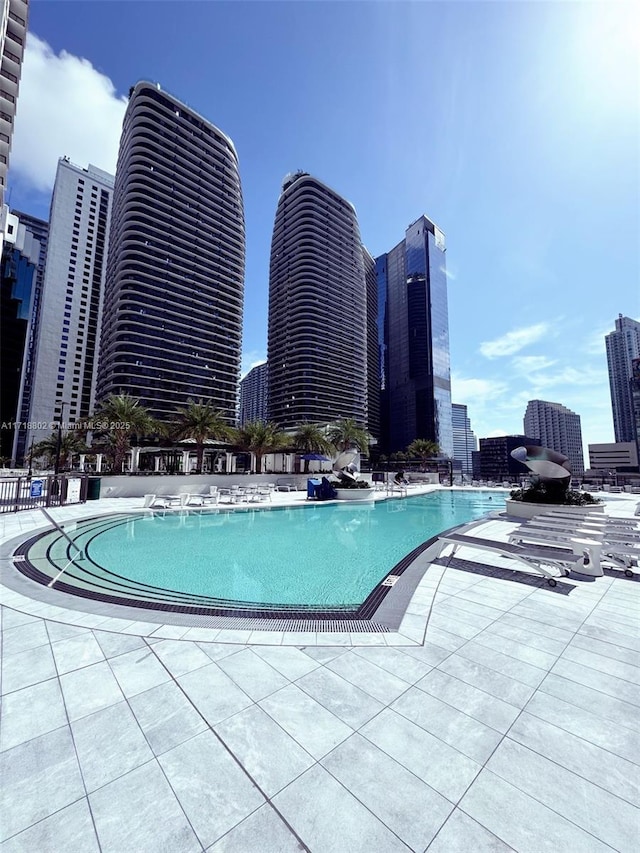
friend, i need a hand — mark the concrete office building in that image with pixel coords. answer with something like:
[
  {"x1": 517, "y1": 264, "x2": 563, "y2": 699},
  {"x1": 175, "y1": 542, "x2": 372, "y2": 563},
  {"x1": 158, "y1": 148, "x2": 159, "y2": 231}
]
[
  {"x1": 523, "y1": 399, "x2": 585, "y2": 475},
  {"x1": 239, "y1": 362, "x2": 268, "y2": 426},
  {"x1": 267, "y1": 171, "x2": 368, "y2": 431},
  {"x1": 606, "y1": 314, "x2": 640, "y2": 442},
  {"x1": 97, "y1": 81, "x2": 245, "y2": 424},
  {"x1": 452, "y1": 403, "x2": 477, "y2": 475},
  {"x1": 10, "y1": 210, "x2": 47, "y2": 462},
  {"x1": 25, "y1": 159, "x2": 114, "y2": 449},
  {"x1": 376, "y1": 215, "x2": 452, "y2": 456}
]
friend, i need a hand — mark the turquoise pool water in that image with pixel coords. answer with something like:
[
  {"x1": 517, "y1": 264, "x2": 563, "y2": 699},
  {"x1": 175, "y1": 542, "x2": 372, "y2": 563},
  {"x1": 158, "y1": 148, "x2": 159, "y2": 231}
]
[{"x1": 66, "y1": 491, "x2": 498, "y2": 608}]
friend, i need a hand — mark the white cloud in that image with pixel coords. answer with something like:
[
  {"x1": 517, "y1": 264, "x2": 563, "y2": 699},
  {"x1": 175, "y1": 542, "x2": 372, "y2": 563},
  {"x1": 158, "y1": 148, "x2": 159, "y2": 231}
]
[
  {"x1": 10, "y1": 34, "x2": 127, "y2": 192},
  {"x1": 439, "y1": 265, "x2": 456, "y2": 280},
  {"x1": 450, "y1": 375, "x2": 508, "y2": 402},
  {"x1": 241, "y1": 350, "x2": 267, "y2": 378},
  {"x1": 511, "y1": 355, "x2": 556, "y2": 373},
  {"x1": 480, "y1": 323, "x2": 550, "y2": 359}
]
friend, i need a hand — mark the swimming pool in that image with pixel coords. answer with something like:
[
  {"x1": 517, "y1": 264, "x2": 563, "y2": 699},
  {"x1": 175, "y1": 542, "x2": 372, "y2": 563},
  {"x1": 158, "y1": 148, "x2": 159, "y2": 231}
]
[{"x1": 14, "y1": 491, "x2": 498, "y2": 619}]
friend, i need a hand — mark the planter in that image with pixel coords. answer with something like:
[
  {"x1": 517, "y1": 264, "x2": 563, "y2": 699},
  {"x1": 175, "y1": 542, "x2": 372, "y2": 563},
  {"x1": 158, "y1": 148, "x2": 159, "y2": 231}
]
[
  {"x1": 335, "y1": 488, "x2": 375, "y2": 502},
  {"x1": 506, "y1": 499, "x2": 604, "y2": 520}
]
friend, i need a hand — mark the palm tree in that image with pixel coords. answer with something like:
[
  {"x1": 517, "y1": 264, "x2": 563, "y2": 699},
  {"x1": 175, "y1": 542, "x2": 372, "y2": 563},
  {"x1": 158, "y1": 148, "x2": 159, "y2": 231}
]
[
  {"x1": 326, "y1": 419, "x2": 371, "y2": 455},
  {"x1": 89, "y1": 394, "x2": 156, "y2": 473},
  {"x1": 32, "y1": 431, "x2": 89, "y2": 470},
  {"x1": 292, "y1": 422, "x2": 335, "y2": 473},
  {"x1": 171, "y1": 400, "x2": 233, "y2": 473},
  {"x1": 234, "y1": 420, "x2": 289, "y2": 474},
  {"x1": 406, "y1": 438, "x2": 439, "y2": 471}
]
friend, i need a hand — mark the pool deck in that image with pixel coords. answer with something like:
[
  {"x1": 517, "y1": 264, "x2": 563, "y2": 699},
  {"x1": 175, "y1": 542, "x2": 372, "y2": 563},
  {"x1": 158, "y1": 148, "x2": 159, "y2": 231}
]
[{"x1": 1, "y1": 489, "x2": 639, "y2": 851}]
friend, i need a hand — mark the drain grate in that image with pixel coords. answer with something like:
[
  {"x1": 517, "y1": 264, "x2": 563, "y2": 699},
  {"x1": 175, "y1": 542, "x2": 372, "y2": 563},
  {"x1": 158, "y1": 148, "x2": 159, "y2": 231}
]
[{"x1": 197, "y1": 616, "x2": 390, "y2": 632}]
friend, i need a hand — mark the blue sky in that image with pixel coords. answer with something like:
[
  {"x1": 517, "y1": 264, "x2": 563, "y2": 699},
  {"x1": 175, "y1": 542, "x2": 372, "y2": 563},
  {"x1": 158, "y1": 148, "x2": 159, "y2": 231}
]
[{"x1": 8, "y1": 0, "x2": 639, "y2": 457}]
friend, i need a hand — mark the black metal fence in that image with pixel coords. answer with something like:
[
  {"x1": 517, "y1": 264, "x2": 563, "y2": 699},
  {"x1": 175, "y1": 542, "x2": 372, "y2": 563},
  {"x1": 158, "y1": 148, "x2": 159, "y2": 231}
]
[{"x1": 0, "y1": 475, "x2": 89, "y2": 514}]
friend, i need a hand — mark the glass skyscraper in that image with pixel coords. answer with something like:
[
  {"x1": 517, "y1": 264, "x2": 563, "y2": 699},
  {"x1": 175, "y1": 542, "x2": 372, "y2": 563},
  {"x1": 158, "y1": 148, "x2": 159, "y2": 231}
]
[
  {"x1": 606, "y1": 314, "x2": 640, "y2": 443},
  {"x1": 97, "y1": 82, "x2": 245, "y2": 424},
  {"x1": 376, "y1": 215, "x2": 452, "y2": 456},
  {"x1": 452, "y1": 403, "x2": 477, "y2": 475}
]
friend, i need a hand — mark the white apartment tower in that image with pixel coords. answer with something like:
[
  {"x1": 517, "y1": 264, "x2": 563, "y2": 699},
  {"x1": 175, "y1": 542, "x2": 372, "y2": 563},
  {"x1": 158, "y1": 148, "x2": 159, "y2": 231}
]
[
  {"x1": 26, "y1": 158, "x2": 114, "y2": 446},
  {"x1": 0, "y1": 0, "x2": 28, "y2": 202},
  {"x1": 606, "y1": 314, "x2": 640, "y2": 443},
  {"x1": 523, "y1": 399, "x2": 585, "y2": 475},
  {"x1": 452, "y1": 403, "x2": 477, "y2": 475}
]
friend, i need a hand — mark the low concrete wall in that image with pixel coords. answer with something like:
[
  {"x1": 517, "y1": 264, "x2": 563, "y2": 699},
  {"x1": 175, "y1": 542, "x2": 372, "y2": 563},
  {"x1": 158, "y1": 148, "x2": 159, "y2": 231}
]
[
  {"x1": 505, "y1": 499, "x2": 605, "y2": 519},
  {"x1": 335, "y1": 488, "x2": 376, "y2": 502},
  {"x1": 97, "y1": 474, "x2": 308, "y2": 499}
]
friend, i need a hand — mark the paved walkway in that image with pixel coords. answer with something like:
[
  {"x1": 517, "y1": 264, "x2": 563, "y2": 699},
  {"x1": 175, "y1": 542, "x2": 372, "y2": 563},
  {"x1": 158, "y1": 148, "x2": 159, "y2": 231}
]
[{"x1": 1, "y1": 492, "x2": 639, "y2": 851}]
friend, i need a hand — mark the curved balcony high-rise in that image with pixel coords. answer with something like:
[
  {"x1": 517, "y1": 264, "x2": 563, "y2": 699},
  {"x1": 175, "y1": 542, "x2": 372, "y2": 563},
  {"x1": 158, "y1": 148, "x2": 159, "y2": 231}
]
[
  {"x1": 267, "y1": 172, "x2": 368, "y2": 430},
  {"x1": 96, "y1": 81, "x2": 245, "y2": 423}
]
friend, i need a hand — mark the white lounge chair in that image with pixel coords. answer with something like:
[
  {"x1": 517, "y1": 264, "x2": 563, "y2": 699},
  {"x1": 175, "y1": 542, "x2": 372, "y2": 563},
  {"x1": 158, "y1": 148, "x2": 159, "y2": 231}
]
[
  {"x1": 508, "y1": 528, "x2": 603, "y2": 575},
  {"x1": 436, "y1": 532, "x2": 596, "y2": 585}
]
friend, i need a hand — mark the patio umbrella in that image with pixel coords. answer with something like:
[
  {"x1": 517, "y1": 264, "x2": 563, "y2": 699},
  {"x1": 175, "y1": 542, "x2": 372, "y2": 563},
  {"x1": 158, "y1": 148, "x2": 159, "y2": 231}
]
[{"x1": 300, "y1": 453, "x2": 331, "y2": 462}]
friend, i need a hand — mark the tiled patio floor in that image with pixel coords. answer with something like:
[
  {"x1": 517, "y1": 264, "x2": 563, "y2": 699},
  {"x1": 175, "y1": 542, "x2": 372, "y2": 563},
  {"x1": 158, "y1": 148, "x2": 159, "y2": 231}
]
[{"x1": 1, "y1": 492, "x2": 639, "y2": 851}]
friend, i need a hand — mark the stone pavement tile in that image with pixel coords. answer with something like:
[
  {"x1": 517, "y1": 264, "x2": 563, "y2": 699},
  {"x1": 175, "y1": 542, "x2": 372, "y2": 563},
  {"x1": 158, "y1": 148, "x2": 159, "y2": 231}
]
[
  {"x1": 60, "y1": 660, "x2": 124, "y2": 722},
  {"x1": 2, "y1": 620, "x2": 49, "y2": 656},
  {"x1": 497, "y1": 611, "x2": 574, "y2": 644},
  {"x1": 399, "y1": 640, "x2": 452, "y2": 667},
  {"x1": 178, "y1": 663, "x2": 253, "y2": 726},
  {"x1": 252, "y1": 644, "x2": 320, "y2": 680},
  {"x1": 107, "y1": 645, "x2": 171, "y2": 698},
  {"x1": 562, "y1": 643, "x2": 640, "y2": 686},
  {"x1": 0, "y1": 798, "x2": 100, "y2": 853},
  {"x1": 1, "y1": 642, "x2": 57, "y2": 694},
  {"x1": 300, "y1": 645, "x2": 350, "y2": 664},
  {"x1": 148, "y1": 625, "x2": 192, "y2": 640},
  {"x1": 0, "y1": 727, "x2": 84, "y2": 842},
  {"x1": 433, "y1": 602, "x2": 498, "y2": 632},
  {"x1": 295, "y1": 665, "x2": 384, "y2": 729},
  {"x1": 129, "y1": 680, "x2": 208, "y2": 755},
  {"x1": 540, "y1": 672, "x2": 640, "y2": 733},
  {"x1": 442, "y1": 595, "x2": 508, "y2": 620},
  {"x1": 217, "y1": 648, "x2": 289, "y2": 701},
  {"x1": 427, "y1": 808, "x2": 515, "y2": 852},
  {"x1": 570, "y1": 632, "x2": 640, "y2": 666},
  {"x1": 551, "y1": 657, "x2": 640, "y2": 706},
  {"x1": 422, "y1": 624, "x2": 468, "y2": 651},
  {"x1": 578, "y1": 621, "x2": 640, "y2": 652},
  {"x1": 361, "y1": 708, "x2": 481, "y2": 803},
  {"x1": 259, "y1": 683, "x2": 352, "y2": 760},
  {"x1": 71, "y1": 700, "x2": 154, "y2": 792},
  {"x1": 273, "y1": 764, "x2": 409, "y2": 853},
  {"x1": 581, "y1": 613, "x2": 640, "y2": 639},
  {"x1": 158, "y1": 730, "x2": 265, "y2": 849},
  {"x1": 148, "y1": 639, "x2": 211, "y2": 678},
  {"x1": 0, "y1": 677, "x2": 68, "y2": 751},
  {"x1": 196, "y1": 641, "x2": 245, "y2": 662},
  {"x1": 460, "y1": 768, "x2": 614, "y2": 853},
  {"x1": 472, "y1": 630, "x2": 559, "y2": 669},
  {"x1": 437, "y1": 655, "x2": 535, "y2": 708},
  {"x1": 351, "y1": 646, "x2": 432, "y2": 684},
  {"x1": 206, "y1": 804, "x2": 305, "y2": 852},
  {"x1": 428, "y1": 613, "x2": 485, "y2": 640},
  {"x1": 391, "y1": 686, "x2": 503, "y2": 764},
  {"x1": 454, "y1": 641, "x2": 549, "y2": 688},
  {"x1": 326, "y1": 651, "x2": 410, "y2": 705},
  {"x1": 322, "y1": 733, "x2": 453, "y2": 851},
  {"x1": 215, "y1": 704, "x2": 314, "y2": 797},
  {"x1": 482, "y1": 620, "x2": 567, "y2": 655},
  {"x1": 93, "y1": 630, "x2": 148, "y2": 659},
  {"x1": 1, "y1": 608, "x2": 41, "y2": 630},
  {"x1": 45, "y1": 621, "x2": 91, "y2": 642},
  {"x1": 508, "y1": 711, "x2": 640, "y2": 806},
  {"x1": 525, "y1": 689, "x2": 640, "y2": 764},
  {"x1": 486, "y1": 738, "x2": 639, "y2": 852},
  {"x1": 416, "y1": 669, "x2": 520, "y2": 734},
  {"x1": 245, "y1": 630, "x2": 284, "y2": 645},
  {"x1": 51, "y1": 632, "x2": 105, "y2": 675},
  {"x1": 280, "y1": 632, "x2": 318, "y2": 646},
  {"x1": 89, "y1": 760, "x2": 201, "y2": 853}
]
